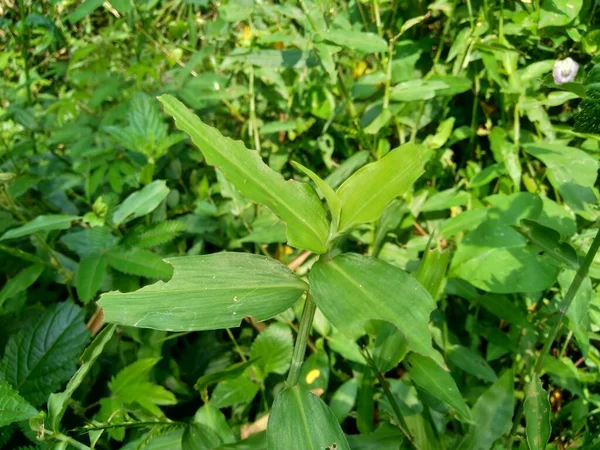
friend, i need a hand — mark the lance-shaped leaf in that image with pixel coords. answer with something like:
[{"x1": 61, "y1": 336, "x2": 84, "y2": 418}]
[
  {"x1": 524, "y1": 377, "x2": 551, "y2": 450},
  {"x1": 158, "y1": 95, "x2": 329, "y2": 253},
  {"x1": 267, "y1": 385, "x2": 350, "y2": 450},
  {"x1": 336, "y1": 143, "x2": 423, "y2": 231},
  {"x1": 0, "y1": 214, "x2": 78, "y2": 241},
  {"x1": 309, "y1": 253, "x2": 441, "y2": 365},
  {"x1": 112, "y1": 180, "x2": 170, "y2": 226},
  {"x1": 99, "y1": 252, "x2": 307, "y2": 331}
]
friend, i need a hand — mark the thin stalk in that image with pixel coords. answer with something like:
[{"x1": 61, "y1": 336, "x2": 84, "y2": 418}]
[
  {"x1": 286, "y1": 294, "x2": 316, "y2": 386},
  {"x1": 507, "y1": 227, "x2": 600, "y2": 443},
  {"x1": 226, "y1": 328, "x2": 248, "y2": 362},
  {"x1": 383, "y1": 41, "x2": 394, "y2": 110},
  {"x1": 372, "y1": 0, "x2": 383, "y2": 37}
]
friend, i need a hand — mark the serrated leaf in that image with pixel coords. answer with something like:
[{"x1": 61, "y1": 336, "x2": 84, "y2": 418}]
[
  {"x1": 309, "y1": 253, "x2": 441, "y2": 365},
  {"x1": 48, "y1": 324, "x2": 116, "y2": 430},
  {"x1": 250, "y1": 323, "x2": 293, "y2": 379},
  {"x1": 1, "y1": 302, "x2": 90, "y2": 406},
  {"x1": 76, "y1": 253, "x2": 107, "y2": 303},
  {"x1": 524, "y1": 377, "x2": 551, "y2": 450},
  {"x1": 0, "y1": 215, "x2": 78, "y2": 241},
  {"x1": 60, "y1": 227, "x2": 118, "y2": 257},
  {"x1": 106, "y1": 248, "x2": 173, "y2": 279},
  {"x1": 193, "y1": 404, "x2": 235, "y2": 444},
  {"x1": 194, "y1": 359, "x2": 257, "y2": 395},
  {"x1": 158, "y1": 95, "x2": 330, "y2": 253},
  {"x1": 267, "y1": 384, "x2": 350, "y2": 450},
  {"x1": 99, "y1": 253, "x2": 307, "y2": 331},
  {"x1": 336, "y1": 143, "x2": 423, "y2": 231},
  {"x1": 405, "y1": 354, "x2": 471, "y2": 422},
  {"x1": 112, "y1": 180, "x2": 170, "y2": 226},
  {"x1": 182, "y1": 423, "x2": 222, "y2": 450},
  {"x1": 211, "y1": 374, "x2": 259, "y2": 409},
  {"x1": 0, "y1": 380, "x2": 38, "y2": 427}
]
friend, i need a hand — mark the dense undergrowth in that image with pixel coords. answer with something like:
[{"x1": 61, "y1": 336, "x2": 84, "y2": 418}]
[{"x1": 1, "y1": 0, "x2": 600, "y2": 449}]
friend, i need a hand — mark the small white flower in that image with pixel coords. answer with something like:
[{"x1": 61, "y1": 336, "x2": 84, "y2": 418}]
[{"x1": 553, "y1": 57, "x2": 579, "y2": 85}]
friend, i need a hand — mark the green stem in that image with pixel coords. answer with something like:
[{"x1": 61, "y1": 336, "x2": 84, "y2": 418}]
[
  {"x1": 286, "y1": 294, "x2": 316, "y2": 386},
  {"x1": 507, "y1": 227, "x2": 600, "y2": 443}
]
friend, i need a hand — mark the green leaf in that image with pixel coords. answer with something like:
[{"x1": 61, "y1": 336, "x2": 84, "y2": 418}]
[
  {"x1": 415, "y1": 246, "x2": 450, "y2": 301},
  {"x1": 559, "y1": 269, "x2": 592, "y2": 356},
  {"x1": 323, "y1": 29, "x2": 387, "y2": 53},
  {"x1": 325, "y1": 150, "x2": 370, "y2": 189},
  {"x1": 291, "y1": 161, "x2": 341, "y2": 232},
  {"x1": 266, "y1": 385, "x2": 350, "y2": 450},
  {"x1": 182, "y1": 423, "x2": 222, "y2": 450},
  {"x1": 110, "y1": 358, "x2": 176, "y2": 416},
  {"x1": 69, "y1": 0, "x2": 104, "y2": 23},
  {"x1": 367, "y1": 320, "x2": 409, "y2": 373},
  {"x1": 405, "y1": 354, "x2": 471, "y2": 422},
  {"x1": 0, "y1": 380, "x2": 38, "y2": 427},
  {"x1": 1, "y1": 301, "x2": 89, "y2": 406},
  {"x1": 329, "y1": 378, "x2": 358, "y2": 423},
  {"x1": 122, "y1": 220, "x2": 187, "y2": 249},
  {"x1": 336, "y1": 143, "x2": 424, "y2": 231},
  {"x1": 112, "y1": 180, "x2": 170, "y2": 226},
  {"x1": 523, "y1": 143, "x2": 598, "y2": 217},
  {"x1": 390, "y1": 76, "x2": 471, "y2": 101},
  {"x1": 524, "y1": 377, "x2": 551, "y2": 450},
  {"x1": 99, "y1": 253, "x2": 307, "y2": 331},
  {"x1": 0, "y1": 264, "x2": 44, "y2": 311},
  {"x1": 457, "y1": 371, "x2": 514, "y2": 450},
  {"x1": 76, "y1": 253, "x2": 107, "y2": 303},
  {"x1": 539, "y1": 0, "x2": 582, "y2": 28},
  {"x1": 194, "y1": 359, "x2": 257, "y2": 395},
  {"x1": 249, "y1": 323, "x2": 293, "y2": 379},
  {"x1": 309, "y1": 253, "x2": 441, "y2": 365},
  {"x1": 158, "y1": 95, "x2": 330, "y2": 253},
  {"x1": 0, "y1": 215, "x2": 78, "y2": 241},
  {"x1": 513, "y1": 219, "x2": 579, "y2": 268},
  {"x1": 447, "y1": 345, "x2": 497, "y2": 383},
  {"x1": 211, "y1": 374, "x2": 259, "y2": 408},
  {"x1": 193, "y1": 404, "x2": 235, "y2": 444},
  {"x1": 47, "y1": 324, "x2": 116, "y2": 431},
  {"x1": 106, "y1": 248, "x2": 173, "y2": 279}
]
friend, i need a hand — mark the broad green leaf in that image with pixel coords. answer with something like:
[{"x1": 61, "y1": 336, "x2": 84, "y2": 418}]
[
  {"x1": 112, "y1": 180, "x2": 170, "y2": 226},
  {"x1": 266, "y1": 385, "x2": 350, "y2": 450},
  {"x1": 513, "y1": 219, "x2": 579, "y2": 268},
  {"x1": 539, "y1": 0, "x2": 582, "y2": 28},
  {"x1": 106, "y1": 248, "x2": 173, "y2": 279},
  {"x1": 0, "y1": 215, "x2": 78, "y2": 241},
  {"x1": 0, "y1": 380, "x2": 38, "y2": 427},
  {"x1": 390, "y1": 76, "x2": 471, "y2": 101},
  {"x1": 47, "y1": 324, "x2": 116, "y2": 431},
  {"x1": 323, "y1": 29, "x2": 387, "y2": 53},
  {"x1": 249, "y1": 323, "x2": 293, "y2": 379},
  {"x1": 0, "y1": 264, "x2": 44, "y2": 310},
  {"x1": 292, "y1": 161, "x2": 341, "y2": 232},
  {"x1": 182, "y1": 423, "x2": 222, "y2": 450},
  {"x1": 158, "y1": 95, "x2": 329, "y2": 253},
  {"x1": 524, "y1": 143, "x2": 598, "y2": 217},
  {"x1": 193, "y1": 404, "x2": 235, "y2": 444},
  {"x1": 346, "y1": 424, "x2": 405, "y2": 450},
  {"x1": 447, "y1": 345, "x2": 497, "y2": 383},
  {"x1": 336, "y1": 143, "x2": 424, "y2": 230},
  {"x1": 405, "y1": 354, "x2": 471, "y2": 422},
  {"x1": 357, "y1": 366, "x2": 375, "y2": 433},
  {"x1": 76, "y1": 253, "x2": 107, "y2": 303},
  {"x1": 451, "y1": 194, "x2": 561, "y2": 293},
  {"x1": 329, "y1": 378, "x2": 358, "y2": 423},
  {"x1": 367, "y1": 320, "x2": 409, "y2": 373},
  {"x1": 524, "y1": 377, "x2": 551, "y2": 450},
  {"x1": 99, "y1": 253, "x2": 307, "y2": 331},
  {"x1": 309, "y1": 253, "x2": 441, "y2": 365},
  {"x1": 211, "y1": 374, "x2": 259, "y2": 408},
  {"x1": 1, "y1": 301, "x2": 89, "y2": 406},
  {"x1": 457, "y1": 371, "x2": 514, "y2": 450},
  {"x1": 60, "y1": 227, "x2": 118, "y2": 257}
]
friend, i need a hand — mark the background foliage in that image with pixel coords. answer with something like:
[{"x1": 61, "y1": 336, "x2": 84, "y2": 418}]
[{"x1": 1, "y1": 0, "x2": 600, "y2": 449}]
